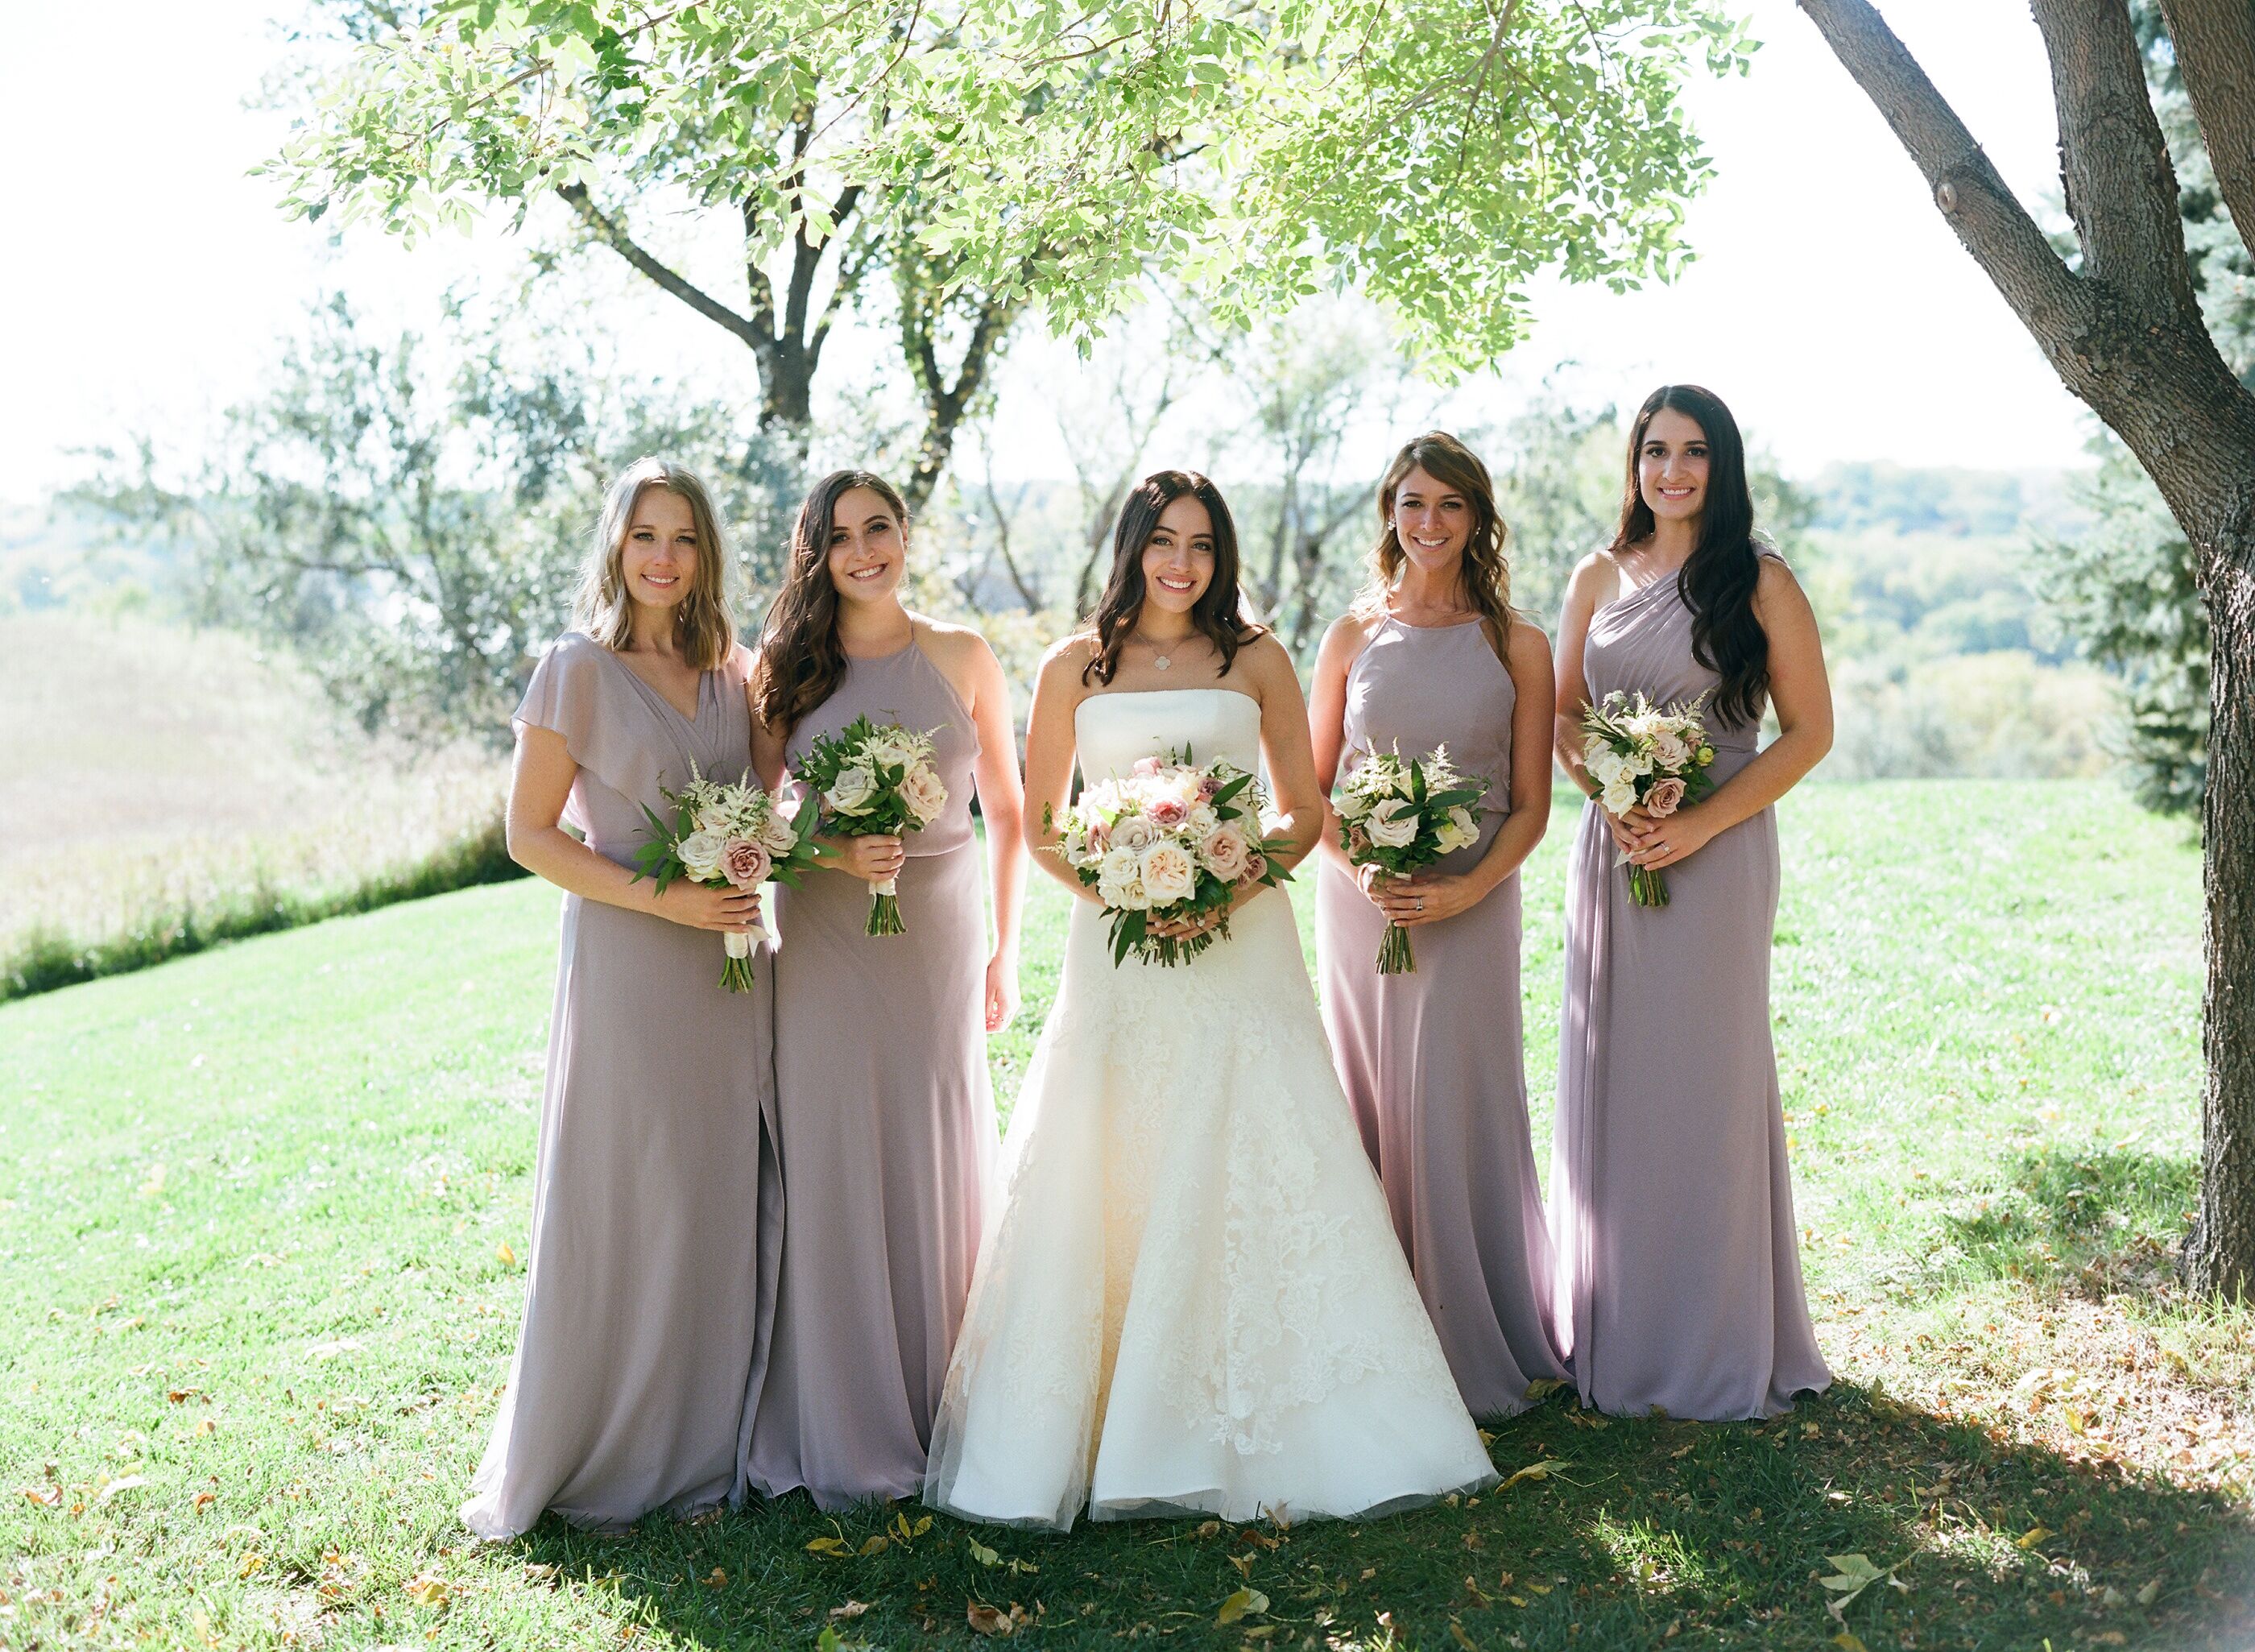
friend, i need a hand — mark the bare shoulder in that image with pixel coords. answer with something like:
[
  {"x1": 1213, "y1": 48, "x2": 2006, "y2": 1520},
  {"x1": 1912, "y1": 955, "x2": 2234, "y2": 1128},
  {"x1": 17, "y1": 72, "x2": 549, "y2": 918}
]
[
  {"x1": 913, "y1": 613, "x2": 1002, "y2": 673},
  {"x1": 1036, "y1": 631, "x2": 1101, "y2": 690},
  {"x1": 1504, "y1": 615, "x2": 1554, "y2": 671},
  {"x1": 1316, "y1": 609, "x2": 1381, "y2": 670},
  {"x1": 1234, "y1": 631, "x2": 1302, "y2": 696},
  {"x1": 1752, "y1": 553, "x2": 1814, "y2": 617}
]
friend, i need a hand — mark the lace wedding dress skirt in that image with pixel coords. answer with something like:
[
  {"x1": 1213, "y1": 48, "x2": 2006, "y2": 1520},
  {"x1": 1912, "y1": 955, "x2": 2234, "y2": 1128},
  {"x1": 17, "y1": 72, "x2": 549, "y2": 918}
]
[{"x1": 924, "y1": 689, "x2": 1497, "y2": 1530}]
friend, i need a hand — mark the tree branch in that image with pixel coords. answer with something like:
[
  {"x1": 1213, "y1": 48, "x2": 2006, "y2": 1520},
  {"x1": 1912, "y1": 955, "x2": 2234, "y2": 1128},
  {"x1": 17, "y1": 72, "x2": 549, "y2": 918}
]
[
  {"x1": 2029, "y1": 0, "x2": 2200, "y2": 320},
  {"x1": 2158, "y1": 0, "x2": 2255, "y2": 255},
  {"x1": 557, "y1": 184, "x2": 768, "y2": 353},
  {"x1": 1795, "y1": 0, "x2": 2094, "y2": 373}
]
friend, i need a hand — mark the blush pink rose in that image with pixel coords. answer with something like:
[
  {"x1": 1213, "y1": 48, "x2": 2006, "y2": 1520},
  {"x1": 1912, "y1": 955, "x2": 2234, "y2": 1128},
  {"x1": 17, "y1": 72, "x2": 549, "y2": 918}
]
[
  {"x1": 1197, "y1": 773, "x2": 1223, "y2": 800},
  {"x1": 1644, "y1": 776, "x2": 1688, "y2": 818},
  {"x1": 1132, "y1": 755, "x2": 1164, "y2": 778},
  {"x1": 1198, "y1": 825, "x2": 1250, "y2": 881},
  {"x1": 1149, "y1": 796, "x2": 1189, "y2": 830},
  {"x1": 1241, "y1": 850, "x2": 1269, "y2": 885},
  {"x1": 722, "y1": 837, "x2": 773, "y2": 889}
]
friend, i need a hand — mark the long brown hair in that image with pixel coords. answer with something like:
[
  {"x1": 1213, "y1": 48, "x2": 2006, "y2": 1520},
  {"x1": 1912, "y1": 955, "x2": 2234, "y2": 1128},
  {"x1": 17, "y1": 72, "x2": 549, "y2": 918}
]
[
  {"x1": 1610, "y1": 384, "x2": 1769, "y2": 727},
  {"x1": 1081, "y1": 470, "x2": 1259, "y2": 685},
  {"x1": 1354, "y1": 432, "x2": 1515, "y2": 640},
  {"x1": 575, "y1": 458, "x2": 735, "y2": 667},
  {"x1": 754, "y1": 469, "x2": 912, "y2": 732}
]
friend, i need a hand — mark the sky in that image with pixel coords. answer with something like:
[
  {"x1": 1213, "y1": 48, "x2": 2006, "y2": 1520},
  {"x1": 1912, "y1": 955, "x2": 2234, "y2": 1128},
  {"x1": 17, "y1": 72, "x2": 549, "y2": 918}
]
[{"x1": 0, "y1": 0, "x2": 2100, "y2": 506}]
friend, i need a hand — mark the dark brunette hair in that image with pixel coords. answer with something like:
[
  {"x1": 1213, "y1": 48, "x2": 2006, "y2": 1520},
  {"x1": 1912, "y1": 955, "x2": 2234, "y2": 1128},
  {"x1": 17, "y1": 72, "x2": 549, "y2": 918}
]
[
  {"x1": 1611, "y1": 384, "x2": 1769, "y2": 727},
  {"x1": 1081, "y1": 470, "x2": 1260, "y2": 685},
  {"x1": 754, "y1": 469, "x2": 911, "y2": 732},
  {"x1": 1355, "y1": 431, "x2": 1516, "y2": 636}
]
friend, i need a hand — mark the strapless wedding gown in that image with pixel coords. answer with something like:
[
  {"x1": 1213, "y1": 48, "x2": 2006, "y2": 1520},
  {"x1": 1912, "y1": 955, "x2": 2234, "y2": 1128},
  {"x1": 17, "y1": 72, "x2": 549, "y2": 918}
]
[{"x1": 924, "y1": 689, "x2": 1497, "y2": 1530}]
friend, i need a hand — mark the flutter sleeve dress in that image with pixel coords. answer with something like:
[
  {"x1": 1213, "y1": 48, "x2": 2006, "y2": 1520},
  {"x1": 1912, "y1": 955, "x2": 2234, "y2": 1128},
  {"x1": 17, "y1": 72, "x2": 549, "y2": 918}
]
[{"x1": 461, "y1": 631, "x2": 784, "y2": 1538}]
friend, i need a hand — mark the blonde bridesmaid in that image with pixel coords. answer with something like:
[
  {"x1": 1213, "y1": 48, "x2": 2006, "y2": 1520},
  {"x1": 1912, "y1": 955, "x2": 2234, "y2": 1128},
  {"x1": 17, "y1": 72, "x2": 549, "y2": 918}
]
[
  {"x1": 1309, "y1": 432, "x2": 1567, "y2": 1418},
  {"x1": 742, "y1": 470, "x2": 1026, "y2": 1510},
  {"x1": 464, "y1": 458, "x2": 781, "y2": 1538},
  {"x1": 1550, "y1": 384, "x2": 1833, "y2": 1419}
]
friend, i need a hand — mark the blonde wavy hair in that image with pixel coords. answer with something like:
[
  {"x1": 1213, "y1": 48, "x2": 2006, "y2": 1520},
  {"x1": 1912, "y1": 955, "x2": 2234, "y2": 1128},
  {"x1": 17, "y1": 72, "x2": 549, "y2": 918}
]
[
  {"x1": 1352, "y1": 432, "x2": 1515, "y2": 637},
  {"x1": 574, "y1": 458, "x2": 736, "y2": 667}
]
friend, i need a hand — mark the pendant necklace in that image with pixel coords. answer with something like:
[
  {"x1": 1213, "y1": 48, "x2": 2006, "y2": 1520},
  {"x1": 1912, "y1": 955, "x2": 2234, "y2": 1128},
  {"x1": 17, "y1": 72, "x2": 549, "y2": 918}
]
[{"x1": 1132, "y1": 629, "x2": 1184, "y2": 671}]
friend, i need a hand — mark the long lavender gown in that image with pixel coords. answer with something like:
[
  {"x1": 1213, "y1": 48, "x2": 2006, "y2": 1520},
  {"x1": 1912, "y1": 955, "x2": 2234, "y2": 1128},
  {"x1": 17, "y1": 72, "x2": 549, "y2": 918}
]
[
  {"x1": 463, "y1": 633, "x2": 782, "y2": 1539},
  {"x1": 743, "y1": 638, "x2": 993, "y2": 1510},
  {"x1": 1551, "y1": 570, "x2": 1831, "y2": 1419},
  {"x1": 1315, "y1": 616, "x2": 1567, "y2": 1418}
]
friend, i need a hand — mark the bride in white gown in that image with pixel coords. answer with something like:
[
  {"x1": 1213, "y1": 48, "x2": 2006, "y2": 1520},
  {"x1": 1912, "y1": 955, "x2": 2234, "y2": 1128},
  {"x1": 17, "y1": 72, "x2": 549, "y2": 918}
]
[{"x1": 925, "y1": 470, "x2": 1496, "y2": 1531}]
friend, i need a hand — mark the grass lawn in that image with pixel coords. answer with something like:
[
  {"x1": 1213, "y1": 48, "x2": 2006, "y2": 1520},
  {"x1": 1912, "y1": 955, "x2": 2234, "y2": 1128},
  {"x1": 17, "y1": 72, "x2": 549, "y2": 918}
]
[{"x1": 2, "y1": 780, "x2": 2249, "y2": 1651}]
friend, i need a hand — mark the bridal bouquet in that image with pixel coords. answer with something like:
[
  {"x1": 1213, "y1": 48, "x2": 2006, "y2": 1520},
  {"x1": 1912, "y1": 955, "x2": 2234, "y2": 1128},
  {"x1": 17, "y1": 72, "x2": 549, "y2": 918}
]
[
  {"x1": 1049, "y1": 751, "x2": 1294, "y2": 967},
  {"x1": 633, "y1": 768, "x2": 820, "y2": 991},
  {"x1": 796, "y1": 715, "x2": 948, "y2": 935},
  {"x1": 1334, "y1": 744, "x2": 1492, "y2": 975},
  {"x1": 1579, "y1": 690, "x2": 1718, "y2": 909}
]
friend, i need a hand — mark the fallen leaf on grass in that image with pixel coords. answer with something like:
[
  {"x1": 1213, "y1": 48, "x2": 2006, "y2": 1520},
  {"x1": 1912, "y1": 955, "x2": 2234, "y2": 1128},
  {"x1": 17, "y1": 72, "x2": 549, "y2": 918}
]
[
  {"x1": 807, "y1": 1535, "x2": 852, "y2": 1556},
  {"x1": 1216, "y1": 1587, "x2": 1269, "y2": 1625},
  {"x1": 2136, "y1": 1579, "x2": 2163, "y2": 1607},
  {"x1": 167, "y1": 1389, "x2": 203, "y2": 1405},
  {"x1": 98, "y1": 1475, "x2": 148, "y2": 1503},
  {"x1": 966, "y1": 1600, "x2": 1031, "y2": 1636},
  {"x1": 496, "y1": 1244, "x2": 517, "y2": 1267},
  {"x1": 403, "y1": 1572, "x2": 449, "y2": 1607},
  {"x1": 1500, "y1": 1460, "x2": 1569, "y2": 1490},
  {"x1": 830, "y1": 1600, "x2": 871, "y2": 1620},
  {"x1": 238, "y1": 1553, "x2": 266, "y2": 1579},
  {"x1": 968, "y1": 1537, "x2": 1000, "y2": 1567},
  {"x1": 857, "y1": 1535, "x2": 888, "y2": 1557},
  {"x1": 192, "y1": 1492, "x2": 215, "y2": 1511},
  {"x1": 1524, "y1": 1378, "x2": 1566, "y2": 1403},
  {"x1": 1831, "y1": 1634, "x2": 1870, "y2": 1652},
  {"x1": 1194, "y1": 1520, "x2": 1221, "y2": 1538},
  {"x1": 706, "y1": 1568, "x2": 729, "y2": 1588},
  {"x1": 1450, "y1": 1619, "x2": 1481, "y2": 1650},
  {"x1": 2015, "y1": 1526, "x2": 2052, "y2": 1550},
  {"x1": 22, "y1": 1485, "x2": 62, "y2": 1506},
  {"x1": 1817, "y1": 1554, "x2": 1906, "y2": 1621}
]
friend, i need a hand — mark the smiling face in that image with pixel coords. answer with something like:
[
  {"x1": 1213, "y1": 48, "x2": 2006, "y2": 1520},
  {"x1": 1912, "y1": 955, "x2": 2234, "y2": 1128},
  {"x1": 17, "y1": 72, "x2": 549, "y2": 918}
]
[
  {"x1": 621, "y1": 486, "x2": 700, "y2": 613},
  {"x1": 1139, "y1": 494, "x2": 1217, "y2": 618},
  {"x1": 1636, "y1": 406, "x2": 1711, "y2": 527},
  {"x1": 1388, "y1": 465, "x2": 1472, "y2": 574},
  {"x1": 825, "y1": 485, "x2": 907, "y2": 606}
]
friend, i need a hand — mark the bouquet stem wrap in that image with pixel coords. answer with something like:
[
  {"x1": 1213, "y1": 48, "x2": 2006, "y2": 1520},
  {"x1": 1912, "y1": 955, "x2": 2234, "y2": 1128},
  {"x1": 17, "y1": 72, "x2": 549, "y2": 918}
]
[
  {"x1": 867, "y1": 876, "x2": 904, "y2": 937},
  {"x1": 720, "y1": 925, "x2": 759, "y2": 992},
  {"x1": 1376, "y1": 918, "x2": 1417, "y2": 975}
]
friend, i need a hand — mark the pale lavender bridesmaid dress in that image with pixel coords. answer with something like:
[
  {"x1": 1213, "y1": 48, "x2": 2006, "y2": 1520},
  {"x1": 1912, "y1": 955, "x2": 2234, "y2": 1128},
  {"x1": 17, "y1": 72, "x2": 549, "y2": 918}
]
[
  {"x1": 742, "y1": 634, "x2": 993, "y2": 1510},
  {"x1": 1551, "y1": 566, "x2": 1831, "y2": 1419},
  {"x1": 1315, "y1": 616, "x2": 1567, "y2": 1418},
  {"x1": 463, "y1": 632, "x2": 783, "y2": 1538}
]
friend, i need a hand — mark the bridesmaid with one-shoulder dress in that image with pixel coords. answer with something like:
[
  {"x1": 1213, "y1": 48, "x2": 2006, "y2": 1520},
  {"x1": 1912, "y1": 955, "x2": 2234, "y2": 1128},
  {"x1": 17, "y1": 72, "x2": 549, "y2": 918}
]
[
  {"x1": 1550, "y1": 385, "x2": 1833, "y2": 1420},
  {"x1": 463, "y1": 459, "x2": 781, "y2": 1538},
  {"x1": 743, "y1": 470, "x2": 1027, "y2": 1510},
  {"x1": 1310, "y1": 433, "x2": 1568, "y2": 1418}
]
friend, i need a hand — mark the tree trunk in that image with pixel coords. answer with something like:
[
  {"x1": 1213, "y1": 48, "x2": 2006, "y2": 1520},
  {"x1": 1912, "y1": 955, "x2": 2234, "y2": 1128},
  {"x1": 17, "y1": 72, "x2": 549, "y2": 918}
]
[
  {"x1": 757, "y1": 341, "x2": 817, "y2": 455},
  {"x1": 2187, "y1": 544, "x2": 2255, "y2": 1298}
]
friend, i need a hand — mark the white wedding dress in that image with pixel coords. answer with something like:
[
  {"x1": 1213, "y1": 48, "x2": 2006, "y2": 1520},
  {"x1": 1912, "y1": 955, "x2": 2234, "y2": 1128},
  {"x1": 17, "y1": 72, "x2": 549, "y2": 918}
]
[{"x1": 924, "y1": 689, "x2": 1497, "y2": 1530}]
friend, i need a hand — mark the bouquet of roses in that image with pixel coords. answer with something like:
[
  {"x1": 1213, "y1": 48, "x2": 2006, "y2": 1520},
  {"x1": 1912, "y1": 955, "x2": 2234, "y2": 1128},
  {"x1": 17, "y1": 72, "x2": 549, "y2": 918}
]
[
  {"x1": 1334, "y1": 743, "x2": 1492, "y2": 975},
  {"x1": 1579, "y1": 690, "x2": 1718, "y2": 909},
  {"x1": 795, "y1": 715, "x2": 949, "y2": 935},
  {"x1": 633, "y1": 767, "x2": 821, "y2": 990},
  {"x1": 1049, "y1": 750, "x2": 1295, "y2": 967}
]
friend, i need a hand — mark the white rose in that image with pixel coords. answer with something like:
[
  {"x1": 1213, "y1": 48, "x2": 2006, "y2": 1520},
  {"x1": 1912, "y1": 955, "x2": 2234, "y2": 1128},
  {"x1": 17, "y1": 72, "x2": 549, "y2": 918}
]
[
  {"x1": 870, "y1": 731, "x2": 920, "y2": 768},
  {"x1": 901, "y1": 764, "x2": 948, "y2": 826},
  {"x1": 1599, "y1": 779, "x2": 1639, "y2": 817},
  {"x1": 1653, "y1": 729, "x2": 1690, "y2": 770},
  {"x1": 1337, "y1": 789, "x2": 1375, "y2": 822},
  {"x1": 825, "y1": 764, "x2": 878, "y2": 815},
  {"x1": 1111, "y1": 814, "x2": 1156, "y2": 853},
  {"x1": 1623, "y1": 747, "x2": 1654, "y2": 778},
  {"x1": 678, "y1": 829, "x2": 727, "y2": 881},
  {"x1": 1367, "y1": 806, "x2": 1419, "y2": 849},
  {"x1": 1140, "y1": 842, "x2": 1197, "y2": 904},
  {"x1": 694, "y1": 804, "x2": 731, "y2": 834},
  {"x1": 1436, "y1": 808, "x2": 1479, "y2": 854},
  {"x1": 1587, "y1": 747, "x2": 1627, "y2": 789},
  {"x1": 1186, "y1": 802, "x2": 1218, "y2": 837}
]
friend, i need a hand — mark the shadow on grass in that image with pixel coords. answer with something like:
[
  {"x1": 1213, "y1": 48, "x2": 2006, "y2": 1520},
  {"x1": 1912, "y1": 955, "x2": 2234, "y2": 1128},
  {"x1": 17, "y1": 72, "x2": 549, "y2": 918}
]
[
  {"x1": 508, "y1": 1383, "x2": 2254, "y2": 1652},
  {"x1": 1938, "y1": 1142, "x2": 2197, "y2": 1294}
]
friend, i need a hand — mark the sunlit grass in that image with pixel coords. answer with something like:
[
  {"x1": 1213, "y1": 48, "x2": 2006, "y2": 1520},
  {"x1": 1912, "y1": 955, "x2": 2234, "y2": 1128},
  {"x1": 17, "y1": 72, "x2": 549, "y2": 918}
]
[{"x1": 0, "y1": 780, "x2": 2249, "y2": 1650}]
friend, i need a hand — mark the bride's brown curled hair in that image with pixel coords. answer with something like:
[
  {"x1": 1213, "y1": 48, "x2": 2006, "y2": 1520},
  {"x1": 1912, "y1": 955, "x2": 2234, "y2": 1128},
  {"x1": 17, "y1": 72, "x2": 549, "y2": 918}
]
[{"x1": 1081, "y1": 470, "x2": 1260, "y2": 686}]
